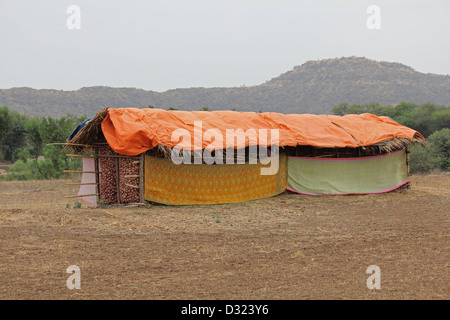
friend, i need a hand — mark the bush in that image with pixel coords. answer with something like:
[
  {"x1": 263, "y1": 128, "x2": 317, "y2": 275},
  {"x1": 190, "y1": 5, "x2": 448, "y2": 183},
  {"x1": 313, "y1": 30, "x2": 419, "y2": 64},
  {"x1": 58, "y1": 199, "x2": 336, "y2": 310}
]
[
  {"x1": 6, "y1": 159, "x2": 34, "y2": 180},
  {"x1": 5, "y1": 151, "x2": 82, "y2": 180},
  {"x1": 428, "y1": 128, "x2": 450, "y2": 170},
  {"x1": 36, "y1": 158, "x2": 61, "y2": 179},
  {"x1": 409, "y1": 145, "x2": 433, "y2": 174},
  {"x1": 409, "y1": 128, "x2": 450, "y2": 173}
]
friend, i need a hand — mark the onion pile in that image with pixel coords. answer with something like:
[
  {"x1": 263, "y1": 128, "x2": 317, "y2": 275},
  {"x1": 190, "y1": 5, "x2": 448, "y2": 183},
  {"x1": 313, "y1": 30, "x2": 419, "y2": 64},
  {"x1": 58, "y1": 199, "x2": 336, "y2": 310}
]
[
  {"x1": 98, "y1": 146, "x2": 141, "y2": 205},
  {"x1": 119, "y1": 157, "x2": 140, "y2": 204},
  {"x1": 99, "y1": 146, "x2": 118, "y2": 205}
]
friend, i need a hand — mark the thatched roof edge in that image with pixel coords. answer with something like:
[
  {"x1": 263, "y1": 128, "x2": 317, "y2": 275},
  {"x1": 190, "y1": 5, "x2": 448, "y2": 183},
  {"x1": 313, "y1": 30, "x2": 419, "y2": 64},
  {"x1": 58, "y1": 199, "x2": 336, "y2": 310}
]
[{"x1": 64, "y1": 108, "x2": 427, "y2": 155}]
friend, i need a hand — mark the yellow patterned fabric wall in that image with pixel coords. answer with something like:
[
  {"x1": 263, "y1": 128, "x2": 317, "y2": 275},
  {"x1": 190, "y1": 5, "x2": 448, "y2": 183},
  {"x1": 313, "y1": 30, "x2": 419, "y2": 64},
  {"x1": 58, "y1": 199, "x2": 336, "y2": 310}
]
[{"x1": 145, "y1": 154, "x2": 287, "y2": 205}]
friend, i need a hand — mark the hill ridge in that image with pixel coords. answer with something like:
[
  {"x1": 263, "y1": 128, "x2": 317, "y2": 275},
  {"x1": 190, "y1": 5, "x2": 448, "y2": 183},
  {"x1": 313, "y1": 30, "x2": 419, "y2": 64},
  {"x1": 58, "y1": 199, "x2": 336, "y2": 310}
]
[{"x1": 1, "y1": 56, "x2": 449, "y2": 117}]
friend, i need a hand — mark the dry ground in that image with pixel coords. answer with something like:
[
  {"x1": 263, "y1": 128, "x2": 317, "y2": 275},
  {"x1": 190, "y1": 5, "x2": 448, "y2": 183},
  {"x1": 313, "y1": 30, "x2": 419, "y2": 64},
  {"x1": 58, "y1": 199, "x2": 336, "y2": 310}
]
[
  {"x1": 0, "y1": 174, "x2": 448, "y2": 300},
  {"x1": 0, "y1": 161, "x2": 12, "y2": 178}
]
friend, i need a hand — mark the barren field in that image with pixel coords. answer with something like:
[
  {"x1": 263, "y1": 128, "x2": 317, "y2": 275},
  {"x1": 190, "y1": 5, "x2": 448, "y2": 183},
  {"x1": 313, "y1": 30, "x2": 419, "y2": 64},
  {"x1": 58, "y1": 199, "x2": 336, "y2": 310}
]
[{"x1": 0, "y1": 174, "x2": 449, "y2": 300}]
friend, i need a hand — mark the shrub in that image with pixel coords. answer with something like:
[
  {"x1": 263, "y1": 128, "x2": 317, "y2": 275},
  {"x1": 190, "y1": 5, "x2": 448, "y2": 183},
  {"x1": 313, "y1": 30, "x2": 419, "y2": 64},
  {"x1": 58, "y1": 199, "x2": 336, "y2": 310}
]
[
  {"x1": 409, "y1": 145, "x2": 433, "y2": 173},
  {"x1": 428, "y1": 128, "x2": 450, "y2": 170},
  {"x1": 6, "y1": 159, "x2": 34, "y2": 180}
]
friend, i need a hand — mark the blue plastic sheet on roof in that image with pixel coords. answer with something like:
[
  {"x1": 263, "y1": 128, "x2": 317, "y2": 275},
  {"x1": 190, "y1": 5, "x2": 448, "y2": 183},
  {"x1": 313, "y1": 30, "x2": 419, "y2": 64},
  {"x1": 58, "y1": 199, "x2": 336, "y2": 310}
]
[{"x1": 67, "y1": 117, "x2": 92, "y2": 142}]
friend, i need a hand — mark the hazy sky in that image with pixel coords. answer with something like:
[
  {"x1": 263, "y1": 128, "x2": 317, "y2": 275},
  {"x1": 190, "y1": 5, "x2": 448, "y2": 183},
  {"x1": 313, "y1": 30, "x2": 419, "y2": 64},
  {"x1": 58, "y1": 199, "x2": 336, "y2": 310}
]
[{"x1": 1, "y1": 0, "x2": 449, "y2": 91}]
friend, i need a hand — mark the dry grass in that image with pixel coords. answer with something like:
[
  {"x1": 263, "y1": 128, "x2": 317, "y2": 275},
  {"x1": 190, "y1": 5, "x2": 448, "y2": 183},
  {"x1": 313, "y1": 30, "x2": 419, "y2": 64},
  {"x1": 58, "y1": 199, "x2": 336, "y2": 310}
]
[
  {"x1": 0, "y1": 174, "x2": 449, "y2": 300},
  {"x1": 63, "y1": 107, "x2": 108, "y2": 153}
]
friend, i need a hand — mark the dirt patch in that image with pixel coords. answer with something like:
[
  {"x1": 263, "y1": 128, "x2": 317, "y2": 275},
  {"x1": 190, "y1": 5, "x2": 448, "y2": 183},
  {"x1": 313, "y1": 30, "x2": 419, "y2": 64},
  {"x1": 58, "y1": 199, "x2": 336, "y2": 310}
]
[
  {"x1": 0, "y1": 160, "x2": 13, "y2": 177},
  {"x1": 0, "y1": 160, "x2": 12, "y2": 170},
  {"x1": 0, "y1": 175, "x2": 448, "y2": 300},
  {"x1": 0, "y1": 161, "x2": 12, "y2": 177}
]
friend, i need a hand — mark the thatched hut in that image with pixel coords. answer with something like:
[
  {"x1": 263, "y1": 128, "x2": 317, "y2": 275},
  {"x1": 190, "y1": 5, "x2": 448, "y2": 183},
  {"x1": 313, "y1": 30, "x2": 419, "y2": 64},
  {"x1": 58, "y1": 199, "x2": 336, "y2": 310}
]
[{"x1": 64, "y1": 108, "x2": 426, "y2": 206}]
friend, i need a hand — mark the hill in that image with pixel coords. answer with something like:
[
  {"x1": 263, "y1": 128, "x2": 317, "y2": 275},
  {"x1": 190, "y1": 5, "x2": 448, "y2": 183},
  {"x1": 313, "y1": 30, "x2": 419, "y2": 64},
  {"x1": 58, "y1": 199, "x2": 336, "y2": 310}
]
[{"x1": 1, "y1": 56, "x2": 450, "y2": 117}]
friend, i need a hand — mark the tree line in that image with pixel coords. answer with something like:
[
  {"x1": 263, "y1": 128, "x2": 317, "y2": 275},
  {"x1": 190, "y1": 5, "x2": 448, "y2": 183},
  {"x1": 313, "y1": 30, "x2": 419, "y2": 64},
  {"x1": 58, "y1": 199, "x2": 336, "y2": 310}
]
[
  {"x1": 333, "y1": 102, "x2": 450, "y2": 172},
  {"x1": 0, "y1": 106, "x2": 86, "y2": 180}
]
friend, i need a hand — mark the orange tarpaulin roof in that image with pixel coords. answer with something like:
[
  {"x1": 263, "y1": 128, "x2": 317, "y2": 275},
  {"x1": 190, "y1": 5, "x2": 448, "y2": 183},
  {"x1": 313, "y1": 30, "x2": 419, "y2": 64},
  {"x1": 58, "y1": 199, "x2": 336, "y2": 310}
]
[{"x1": 101, "y1": 108, "x2": 424, "y2": 156}]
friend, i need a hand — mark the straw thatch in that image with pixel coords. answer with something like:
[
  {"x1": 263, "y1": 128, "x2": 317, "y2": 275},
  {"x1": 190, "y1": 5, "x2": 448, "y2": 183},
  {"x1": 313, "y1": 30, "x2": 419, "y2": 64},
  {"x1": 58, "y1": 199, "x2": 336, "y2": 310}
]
[
  {"x1": 63, "y1": 108, "x2": 109, "y2": 153},
  {"x1": 289, "y1": 137, "x2": 426, "y2": 158},
  {"x1": 362, "y1": 137, "x2": 427, "y2": 153},
  {"x1": 64, "y1": 108, "x2": 427, "y2": 158}
]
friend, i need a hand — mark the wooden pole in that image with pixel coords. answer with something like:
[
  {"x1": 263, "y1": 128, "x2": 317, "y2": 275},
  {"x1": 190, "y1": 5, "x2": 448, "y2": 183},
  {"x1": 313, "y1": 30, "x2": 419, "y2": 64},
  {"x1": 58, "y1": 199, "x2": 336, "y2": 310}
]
[
  {"x1": 47, "y1": 143, "x2": 98, "y2": 147},
  {"x1": 406, "y1": 146, "x2": 411, "y2": 176},
  {"x1": 66, "y1": 154, "x2": 95, "y2": 158},
  {"x1": 95, "y1": 154, "x2": 140, "y2": 159},
  {"x1": 67, "y1": 153, "x2": 140, "y2": 159},
  {"x1": 139, "y1": 153, "x2": 145, "y2": 204},
  {"x1": 64, "y1": 194, "x2": 97, "y2": 198},
  {"x1": 65, "y1": 183, "x2": 99, "y2": 186},
  {"x1": 124, "y1": 183, "x2": 139, "y2": 189},
  {"x1": 64, "y1": 170, "x2": 99, "y2": 174},
  {"x1": 94, "y1": 148, "x2": 100, "y2": 202},
  {"x1": 109, "y1": 202, "x2": 146, "y2": 207},
  {"x1": 115, "y1": 156, "x2": 121, "y2": 204}
]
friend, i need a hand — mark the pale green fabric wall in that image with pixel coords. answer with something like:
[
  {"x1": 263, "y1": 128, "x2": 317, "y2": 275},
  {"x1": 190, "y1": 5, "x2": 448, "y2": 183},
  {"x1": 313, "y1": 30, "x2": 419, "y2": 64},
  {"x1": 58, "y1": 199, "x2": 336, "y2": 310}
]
[{"x1": 287, "y1": 150, "x2": 409, "y2": 195}]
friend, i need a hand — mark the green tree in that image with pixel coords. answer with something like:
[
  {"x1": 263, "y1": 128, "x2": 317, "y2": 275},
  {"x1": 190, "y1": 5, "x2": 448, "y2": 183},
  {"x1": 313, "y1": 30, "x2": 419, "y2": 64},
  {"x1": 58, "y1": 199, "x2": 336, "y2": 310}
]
[
  {"x1": 0, "y1": 106, "x2": 11, "y2": 148},
  {"x1": 409, "y1": 145, "x2": 433, "y2": 173},
  {"x1": 407, "y1": 103, "x2": 438, "y2": 137},
  {"x1": 1, "y1": 110, "x2": 28, "y2": 161},
  {"x1": 38, "y1": 114, "x2": 86, "y2": 176},
  {"x1": 25, "y1": 117, "x2": 44, "y2": 167},
  {"x1": 332, "y1": 102, "x2": 349, "y2": 115},
  {"x1": 432, "y1": 108, "x2": 450, "y2": 132},
  {"x1": 2, "y1": 111, "x2": 86, "y2": 180},
  {"x1": 428, "y1": 128, "x2": 450, "y2": 170},
  {"x1": 393, "y1": 101, "x2": 418, "y2": 123}
]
